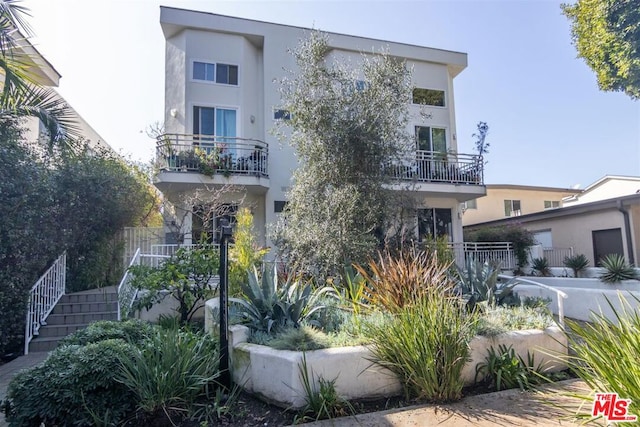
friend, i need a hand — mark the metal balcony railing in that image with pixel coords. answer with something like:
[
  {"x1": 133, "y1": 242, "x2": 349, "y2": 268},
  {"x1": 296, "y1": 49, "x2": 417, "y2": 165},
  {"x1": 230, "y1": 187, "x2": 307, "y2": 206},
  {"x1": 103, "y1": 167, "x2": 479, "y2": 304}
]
[
  {"x1": 391, "y1": 151, "x2": 484, "y2": 185},
  {"x1": 156, "y1": 134, "x2": 268, "y2": 178}
]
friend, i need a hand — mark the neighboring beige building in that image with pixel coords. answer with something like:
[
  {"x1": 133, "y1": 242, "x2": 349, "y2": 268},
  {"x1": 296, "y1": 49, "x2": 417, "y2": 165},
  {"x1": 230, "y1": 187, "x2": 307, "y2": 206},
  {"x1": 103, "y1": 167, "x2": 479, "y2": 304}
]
[
  {"x1": 156, "y1": 7, "x2": 486, "y2": 250},
  {"x1": 563, "y1": 175, "x2": 640, "y2": 207},
  {"x1": 462, "y1": 184, "x2": 580, "y2": 226}
]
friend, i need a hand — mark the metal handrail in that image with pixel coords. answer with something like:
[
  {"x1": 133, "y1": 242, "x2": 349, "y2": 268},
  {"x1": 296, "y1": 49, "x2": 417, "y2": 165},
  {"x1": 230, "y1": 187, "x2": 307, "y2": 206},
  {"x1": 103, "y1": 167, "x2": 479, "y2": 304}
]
[
  {"x1": 498, "y1": 274, "x2": 568, "y2": 327},
  {"x1": 24, "y1": 252, "x2": 66, "y2": 354},
  {"x1": 391, "y1": 150, "x2": 484, "y2": 185},
  {"x1": 117, "y1": 248, "x2": 141, "y2": 320}
]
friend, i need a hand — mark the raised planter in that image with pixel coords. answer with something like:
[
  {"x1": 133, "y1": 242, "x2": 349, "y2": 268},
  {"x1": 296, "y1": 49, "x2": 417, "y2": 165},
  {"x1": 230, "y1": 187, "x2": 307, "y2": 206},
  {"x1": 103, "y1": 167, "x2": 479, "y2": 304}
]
[
  {"x1": 514, "y1": 277, "x2": 640, "y2": 322},
  {"x1": 214, "y1": 320, "x2": 567, "y2": 408}
]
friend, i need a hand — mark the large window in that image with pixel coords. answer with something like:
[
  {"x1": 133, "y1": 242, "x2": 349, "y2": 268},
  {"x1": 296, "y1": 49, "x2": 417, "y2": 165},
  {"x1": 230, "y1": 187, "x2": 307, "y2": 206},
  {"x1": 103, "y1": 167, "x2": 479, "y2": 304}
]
[
  {"x1": 193, "y1": 106, "x2": 237, "y2": 140},
  {"x1": 415, "y1": 126, "x2": 447, "y2": 152},
  {"x1": 193, "y1": 61, "x2": 238, "y2": 85},
  {"x1": 412, "y1": 88, "x2": 445, "y2": 107},
  {"x1": 504, "y1": 200, "x2": 521, "y2": 217},
  {"x1": 417, "y1": 208, "x2": 452, "y2": 241}
]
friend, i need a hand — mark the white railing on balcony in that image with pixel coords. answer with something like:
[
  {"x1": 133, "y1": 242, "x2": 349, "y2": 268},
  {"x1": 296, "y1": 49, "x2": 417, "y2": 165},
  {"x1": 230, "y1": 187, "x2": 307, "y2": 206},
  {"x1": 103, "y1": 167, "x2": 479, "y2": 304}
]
[
  {"x1": 543, "y1": 247, "x2": 574, "y2": 267},
  {"x1": 391, "y1": 151, "x2": 484, "y2": 185},
  {"x1": 498, "y1": 274, "x2": 568, "y2": 327},
  {"x1": 25, "y1": 252, "x2": 66, "y2": 355},
  {"x1": 449, "y1": 242, "x2": 516, "y2": 270},
  {"x1": 156, "y1": 134, "x2": 268, "y2": 177}
]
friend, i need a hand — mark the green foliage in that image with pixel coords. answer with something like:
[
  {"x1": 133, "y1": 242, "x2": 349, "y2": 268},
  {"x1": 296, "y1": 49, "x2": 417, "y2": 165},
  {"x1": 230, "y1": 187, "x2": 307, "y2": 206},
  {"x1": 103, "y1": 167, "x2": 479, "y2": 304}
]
[
  {"x1": 296, "y1": 353, "x2": 354, "y2": 422},
  {"x1": 354, "y1": 248, "x2": 452, "y2": 313},
  {"x1": 563, "y1": 253, "x2": 590, "y2": 277},
  {"x1": 331, "y1": 265, "x2": 370, "y2": 324},
  {"x1": 562, "y1": 0, "x2": 640, "y2": 100},
  {"x1": 230, "y1": 265, "x2": 334, "y2": 334},
  {"x1": 59, "y1": 319, "x2": 157, "y2": 346},
  {"x1": 475, "y1": 305, "x2": 554, "y2": 337},
  {"x1": 3, "y1": 339, "x2": 139, "y2": 426},
  {"x1": 456, "y1": 260, "x2": 520, "y2": 310},
  {"x1": 366, "y1": 288, "x2": 477, "y2": 402},
  {"x1": 475, "y1": 344, "x2": 545, "y2": 391},
  {"x1": 117, "y1": 328, "x2": 220, "y2": 420},
  {"x1": 531, "y1": 257, "x2": 551, "y2": 277},
  {"x1": 464, "y1": 224, "x2": 536, "y2": 269},
  {"x1": 130, "y1": 246, "x2": 220, "y2": 323},
  {"x1": 563, "y1": 294, "x2": 640, "y2": 425},
  {"x1": 598, "y1": 253, "x2": 639, "y2": 283},
  {"x1": 271, "y1": 31, "x2": 414, "y2": 278},
  {"x1": 264, "y1": 325, "x2": 333, "y2": 351},
  {"x1": 229, "y1": 207, "x2": 269, "y2": 297}
]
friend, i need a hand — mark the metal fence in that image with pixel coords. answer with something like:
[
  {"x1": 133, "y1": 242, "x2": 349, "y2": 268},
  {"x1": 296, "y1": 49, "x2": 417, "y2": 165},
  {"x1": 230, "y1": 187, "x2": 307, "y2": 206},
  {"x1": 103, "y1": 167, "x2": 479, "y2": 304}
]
[
  {"x1": 543, "y1": 247, "x2": 574, "y2": 267},
  {"x1": 120, "y1": 227, "x2": 165, "y2": 270}
]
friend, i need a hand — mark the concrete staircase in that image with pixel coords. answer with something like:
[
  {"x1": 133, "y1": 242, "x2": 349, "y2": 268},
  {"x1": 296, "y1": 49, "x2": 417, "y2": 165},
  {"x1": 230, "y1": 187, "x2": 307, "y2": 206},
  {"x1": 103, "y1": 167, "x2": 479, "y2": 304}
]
[{"x1": 28, "y1": 287, "x2": 118, "y2": 353}]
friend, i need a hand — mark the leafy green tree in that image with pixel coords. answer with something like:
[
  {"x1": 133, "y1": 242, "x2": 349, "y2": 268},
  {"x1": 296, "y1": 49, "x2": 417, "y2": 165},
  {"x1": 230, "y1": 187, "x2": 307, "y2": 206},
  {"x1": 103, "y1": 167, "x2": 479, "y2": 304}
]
[
  {"x1": 272, "y1": 31, "x2": 414, "y2": 278},
  {"x1": 562, "y1": 0, "x2": 640, "y2": 99}
]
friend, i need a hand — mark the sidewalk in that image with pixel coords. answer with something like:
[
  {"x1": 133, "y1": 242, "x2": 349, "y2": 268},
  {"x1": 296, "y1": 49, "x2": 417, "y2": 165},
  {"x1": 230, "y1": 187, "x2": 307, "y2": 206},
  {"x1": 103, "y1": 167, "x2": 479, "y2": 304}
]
[
  {"x1": 0, "y1": 352, "x2": 49, "y2": 427},
  {"x1": 304, "y1": 379, "x2": 599, "y2": 427}
]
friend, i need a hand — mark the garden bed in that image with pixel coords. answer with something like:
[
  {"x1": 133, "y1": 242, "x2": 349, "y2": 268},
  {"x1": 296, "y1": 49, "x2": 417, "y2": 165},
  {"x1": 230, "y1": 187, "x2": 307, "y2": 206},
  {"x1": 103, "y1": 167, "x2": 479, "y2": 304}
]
[{"x1": 225, "y1": 324, "x2": 567, "y2": 409}]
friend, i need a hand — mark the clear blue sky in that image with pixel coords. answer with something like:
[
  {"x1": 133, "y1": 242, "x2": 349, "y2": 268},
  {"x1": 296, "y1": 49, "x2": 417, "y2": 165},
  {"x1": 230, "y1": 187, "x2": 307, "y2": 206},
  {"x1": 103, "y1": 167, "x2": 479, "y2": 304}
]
[{"x1": 25, "y1": 0, "x2": 640, "y2": 189}]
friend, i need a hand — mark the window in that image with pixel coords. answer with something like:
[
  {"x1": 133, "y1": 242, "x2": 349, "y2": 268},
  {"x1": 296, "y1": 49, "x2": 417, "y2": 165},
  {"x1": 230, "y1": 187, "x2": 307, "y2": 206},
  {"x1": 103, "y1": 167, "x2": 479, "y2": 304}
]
[
  {"x1": 273, "y1": 109, "x2": 292, "y2": 120},
  {"x1": 504, "y1": 200, "x2": 521, "y2": 217},
  {"x1": 544, "y1": 200, "x2": 560, "y2": 209},
  {"x1": 415, "y1": 126, "x2": 447, "y2": 152},
  {"x1": 412, "y1": 88, "x2": 445, "y2": 107},
  {"x1": 192, "y1": 61, "x2": 238, "y2": 85},
  {"x1": 464, "y1": 199, "x2": 477, "y2": 210},
  {"x1": 274, "y1": 200, "x2": 288, "y2": 213},
  {"x1": 417, "y1": 208, "x2": 452, "y2": 241},
  {"x1": 192, "y1": 204, "x2": 238, "y2": 244},
  {"x1": 193, "y1": 106, "x2": 237, "y2": 139}
]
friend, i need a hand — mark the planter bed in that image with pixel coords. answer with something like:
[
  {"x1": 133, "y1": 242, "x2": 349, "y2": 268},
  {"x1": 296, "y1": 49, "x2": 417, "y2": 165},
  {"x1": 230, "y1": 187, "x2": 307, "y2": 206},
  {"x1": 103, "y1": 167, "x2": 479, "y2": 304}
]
[{"x1": 226, "y1": 324, "x2": 567, "y2": 409}]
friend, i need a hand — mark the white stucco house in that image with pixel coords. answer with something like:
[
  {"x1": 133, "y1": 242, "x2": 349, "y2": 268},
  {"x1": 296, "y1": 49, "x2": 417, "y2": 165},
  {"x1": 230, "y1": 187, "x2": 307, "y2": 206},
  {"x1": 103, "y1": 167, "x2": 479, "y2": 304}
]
[{"x1": 155, "y1": 7, "x2": 486, "y2": 252}]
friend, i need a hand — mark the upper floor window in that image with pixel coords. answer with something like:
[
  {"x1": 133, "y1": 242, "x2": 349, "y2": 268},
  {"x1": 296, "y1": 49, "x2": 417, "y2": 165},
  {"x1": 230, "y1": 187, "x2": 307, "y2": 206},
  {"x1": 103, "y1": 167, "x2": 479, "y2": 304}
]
[
  {"x1": 193, "y1": 61, "x2": 238, "y2": 85},
  {"x1": 412, "y1": 88, "x2": 445, "y2": 107},
  {"x1": 544, "y1": 200, "x2": 560, "y2": 209},
  {"x1": 415, "y1": 126, "x2": 447, "y2": 152},
  {"x1": 504, "y1": 199, "x2": 521, "y2": 217},
  {"x1": 273, "y1": 109, "x2": 292, "y2": 121}
]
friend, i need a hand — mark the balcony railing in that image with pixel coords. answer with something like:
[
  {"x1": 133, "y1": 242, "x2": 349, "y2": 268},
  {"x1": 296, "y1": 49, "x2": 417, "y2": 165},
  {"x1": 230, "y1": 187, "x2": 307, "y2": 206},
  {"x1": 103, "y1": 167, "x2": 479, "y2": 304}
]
[
  {"x1": 391, "y1": 151, "x2": 484, "y2": 185},
  {"x1": 156, "y1": 134, "x2": 268, "y2": 178}
]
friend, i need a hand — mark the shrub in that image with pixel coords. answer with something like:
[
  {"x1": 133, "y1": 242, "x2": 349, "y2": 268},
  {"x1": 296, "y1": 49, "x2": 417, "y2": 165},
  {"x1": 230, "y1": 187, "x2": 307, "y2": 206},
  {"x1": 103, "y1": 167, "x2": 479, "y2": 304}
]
[
  {"x1": 599, "y1": 254, "x2": 639, "y2": 283},
  {"x1": 530, "y1": 257, "x2": 551, "y2": 277},
  {"x1": 59, "y1": 319, "x2": 157, "y2": 346},
  {"x1": 366, "y1": 287, "x2": 476, "y2": 402},
  {"x1": 266, "y1": 325, "x2": 333, "y2": 351},
  {"x1": 563, "y1": 294, "x2": 640, "y2": 423},
  {"x1": 475, "y1": 344, "x2": 545, "y2": 391},
  {"x1": 475, "y1": 305, "x2": 554, "y2": 336},
  {"x1": 3, "y1": 339, "x2": 138, "y2": 426},
  {"x1": 465, "y1": 224, "x2": 535, "y2": 270},
  {"x1": 130, "y1": 245, "x2": 220, "y2": 324},
  {"x1": 117, "y1": 328, "x2": 220, "y2": 422},
  {"x1": 229, "y1": 207, "x2": 269, "y2": 297},
  {"x1": 354, "y1": 248, "x2": 451, "y2": 313},
  {"x1": 456, "y1": 260, "x2": 520, "y2": 310},
  {"x1": 563, "y1": 253, "x2": 589, "y2": 277}
]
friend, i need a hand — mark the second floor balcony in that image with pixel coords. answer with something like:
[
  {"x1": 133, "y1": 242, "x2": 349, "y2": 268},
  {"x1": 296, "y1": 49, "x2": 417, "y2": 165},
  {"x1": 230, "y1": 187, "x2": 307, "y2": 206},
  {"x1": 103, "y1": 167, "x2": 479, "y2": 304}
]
[{"x1": 391, "y1": 150, "x2": 484, "y2": 186}]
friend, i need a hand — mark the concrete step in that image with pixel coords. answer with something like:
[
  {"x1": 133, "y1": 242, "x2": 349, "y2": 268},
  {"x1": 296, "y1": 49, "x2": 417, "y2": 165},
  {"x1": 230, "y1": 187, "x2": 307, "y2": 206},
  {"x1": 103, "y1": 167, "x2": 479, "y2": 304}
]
[
  {"x1": 36, "y1": 323, "x2": 90, "y2": 338},
  {"x1": 45, "y1": 311, "x2": 117, "y2": 325},
  {"x1": 28, "y1": 337, "x2": 62, "y2": 353},
  {"x1": 61, "y1": 292, "x2": 118, "y2": 304},
  {"x1": 52, "y1": 301, "x2": 117, "y2": 315}
]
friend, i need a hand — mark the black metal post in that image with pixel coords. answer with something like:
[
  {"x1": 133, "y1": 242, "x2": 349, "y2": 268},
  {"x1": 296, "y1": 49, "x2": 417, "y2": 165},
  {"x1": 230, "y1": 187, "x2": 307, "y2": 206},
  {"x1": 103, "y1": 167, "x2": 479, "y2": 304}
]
[{"x1": 218, "y1": 219, "x2": 233, "y2": 391}]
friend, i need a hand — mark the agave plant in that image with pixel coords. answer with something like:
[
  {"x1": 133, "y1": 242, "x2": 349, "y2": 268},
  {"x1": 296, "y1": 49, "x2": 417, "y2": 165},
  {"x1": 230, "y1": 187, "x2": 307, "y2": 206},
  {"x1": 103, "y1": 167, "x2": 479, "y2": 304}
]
[
  {"x1": 230, "y1": 265, "x2": 335, "y2": 334},
  {"x1": 598, "y1": 254, "x2": 639, "y2": 284},
  {"x1": 530, "y1": 257, "x2": 551, "y2": 277},
  {"x1": 456, "y1": 259, "x2": 520, "y2": 310},
  {"x1": 563, "y1": 254, "x2": 589, "y2": 278}
]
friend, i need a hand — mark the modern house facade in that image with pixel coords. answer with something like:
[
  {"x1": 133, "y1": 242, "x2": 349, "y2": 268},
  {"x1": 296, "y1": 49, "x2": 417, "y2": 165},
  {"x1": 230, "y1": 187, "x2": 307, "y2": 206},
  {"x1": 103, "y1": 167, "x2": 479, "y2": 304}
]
[
  {"x1": 462, "y1": 184, "x2": 581, "y2": 227},
  {"x1": 156, "y1": 7, "x2": 486, "y2": 252}
]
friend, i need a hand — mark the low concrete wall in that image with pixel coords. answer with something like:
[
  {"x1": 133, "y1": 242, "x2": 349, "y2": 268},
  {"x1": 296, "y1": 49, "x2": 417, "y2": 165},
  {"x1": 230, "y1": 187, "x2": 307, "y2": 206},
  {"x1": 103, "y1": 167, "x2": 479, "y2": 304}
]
[
  {"x1": 225, "y1": 324, "x2": 567, "y2": 408},
  {"x1": 514, "y1": 277, "x2": 640, "y2": 322}
]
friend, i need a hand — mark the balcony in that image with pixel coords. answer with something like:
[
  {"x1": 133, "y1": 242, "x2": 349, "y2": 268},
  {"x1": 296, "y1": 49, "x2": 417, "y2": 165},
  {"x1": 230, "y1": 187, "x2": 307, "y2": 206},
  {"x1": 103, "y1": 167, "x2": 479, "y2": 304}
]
[
  {"x1": 389, "y1": 150, "x2": 485, "y2": 201},
  {"x1": 154, "y1": 134, "x2": 269, "y2": 194}
]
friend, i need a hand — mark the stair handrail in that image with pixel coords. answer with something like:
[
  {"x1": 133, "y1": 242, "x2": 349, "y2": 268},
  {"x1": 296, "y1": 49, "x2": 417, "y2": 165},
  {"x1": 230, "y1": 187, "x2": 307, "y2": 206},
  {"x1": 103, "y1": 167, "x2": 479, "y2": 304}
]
[
  {"x1": 117, "y1": 248, "x2": 141, "y2": 320},
  {"x1": 498, "y1": 274, "x2": 568, "y2": 327},
  {"x1": 24, "y1": 252, "x2": 67, "y2": 355}
]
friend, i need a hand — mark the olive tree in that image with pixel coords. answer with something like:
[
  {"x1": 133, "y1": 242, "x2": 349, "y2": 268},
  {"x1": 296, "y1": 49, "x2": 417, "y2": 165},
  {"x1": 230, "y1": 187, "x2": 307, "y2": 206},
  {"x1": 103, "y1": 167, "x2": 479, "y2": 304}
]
[{"x1": 272, "y1": 31, "x2": 414, "y2": 277}]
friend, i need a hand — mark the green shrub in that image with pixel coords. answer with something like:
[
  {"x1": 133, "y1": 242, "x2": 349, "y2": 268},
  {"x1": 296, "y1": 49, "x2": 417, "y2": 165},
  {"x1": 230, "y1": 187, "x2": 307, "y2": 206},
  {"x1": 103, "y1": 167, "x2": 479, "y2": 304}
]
[
  {"x1": 3, "y1": 339, "x2": 138, "y2": 426},
  {"x1": 599, "y1": 254, "x2": 639, "y2": 283},
  {"x1": 366, "y1": 287, "x2": 476, "y2": 402},
  {"x1": 229, "y1": 207, "x2": 269, "y2": 297},
  {"x1": 475, "y1": 305, "x2": 554, "y2": 337},
  {"x1": 530, "y1": 257, "x2": 551, "y2": 277},
  {"x1": 262, "y1": 325, "x2": 332, "y2": 351},
  {"x1": 117, "y1": 328, "x2": 220, "y2": 422},
  {"x1": 563, "y1": 295, "x2": 640, "y2": 424},
  {"x1": 563, "y1": 254, "x2": 589, "y2": 277},
  {"x1": 475, "y1": 344, "x2": 545, "y2": 391},
  {"x1": 59, "y1": 319, "x2": 157, "y2": 346}
]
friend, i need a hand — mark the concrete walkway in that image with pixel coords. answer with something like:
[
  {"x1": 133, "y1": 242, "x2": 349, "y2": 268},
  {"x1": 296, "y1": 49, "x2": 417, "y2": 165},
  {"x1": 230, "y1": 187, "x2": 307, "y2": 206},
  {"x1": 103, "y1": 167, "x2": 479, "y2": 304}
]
[{"x1": 0, "y1": 352, "x2": 49, "y2": 427}]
